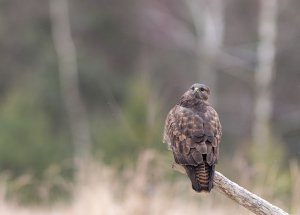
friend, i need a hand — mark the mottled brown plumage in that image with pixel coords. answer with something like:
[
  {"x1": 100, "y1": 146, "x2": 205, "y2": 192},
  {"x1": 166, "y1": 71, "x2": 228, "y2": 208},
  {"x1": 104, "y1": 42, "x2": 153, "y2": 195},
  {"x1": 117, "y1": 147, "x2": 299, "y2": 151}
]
[{"x1": 163, "y1": 83, "x2": 222, "y2": 192}]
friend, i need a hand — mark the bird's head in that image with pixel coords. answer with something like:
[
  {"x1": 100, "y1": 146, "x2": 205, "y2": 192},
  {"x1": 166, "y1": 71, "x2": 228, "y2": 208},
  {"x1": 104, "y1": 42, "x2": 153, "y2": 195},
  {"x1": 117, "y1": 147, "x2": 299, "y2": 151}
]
[
  {"x1": 190, "y1": 83, "x2": 210, "y2": 100},
  {"x1": 179, "y1": 83, "x2": 210, "y2": 106}
]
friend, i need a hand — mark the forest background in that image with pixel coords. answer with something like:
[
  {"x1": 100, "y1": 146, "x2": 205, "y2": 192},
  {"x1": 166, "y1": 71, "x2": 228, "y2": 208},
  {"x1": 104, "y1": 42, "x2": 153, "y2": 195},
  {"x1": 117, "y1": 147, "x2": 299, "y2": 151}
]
[{"x1": 0, "y1": 0, "x2": 300, "y2": 214}]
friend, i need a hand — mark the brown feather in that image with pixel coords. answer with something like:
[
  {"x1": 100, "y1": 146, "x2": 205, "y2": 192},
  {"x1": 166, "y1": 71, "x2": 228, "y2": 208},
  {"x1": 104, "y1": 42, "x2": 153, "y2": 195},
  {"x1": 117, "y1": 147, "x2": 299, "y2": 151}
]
[{"x1": 163, "y1": 83, "x2": 222, "y2": 192}]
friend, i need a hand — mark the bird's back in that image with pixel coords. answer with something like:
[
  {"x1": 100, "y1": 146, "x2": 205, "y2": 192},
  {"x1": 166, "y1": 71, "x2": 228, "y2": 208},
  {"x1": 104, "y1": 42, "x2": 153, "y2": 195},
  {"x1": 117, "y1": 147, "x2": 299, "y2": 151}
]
[{"x1": 163, "y1": 83, "x2": 221, "y2": 192}]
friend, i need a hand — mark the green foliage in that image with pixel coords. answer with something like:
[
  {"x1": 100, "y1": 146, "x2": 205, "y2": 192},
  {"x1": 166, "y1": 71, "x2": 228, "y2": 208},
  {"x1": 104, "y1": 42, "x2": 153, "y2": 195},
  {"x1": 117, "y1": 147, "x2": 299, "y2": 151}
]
[
  {"x1": 93, "y1": 77, "x2": 165, "y2": 168},
  {"x1": 0, "y1": 88, "x2": 73, "y2": 204},
  {"x1": 246, "y1": 134, "x2": 297, "y2": 210}
]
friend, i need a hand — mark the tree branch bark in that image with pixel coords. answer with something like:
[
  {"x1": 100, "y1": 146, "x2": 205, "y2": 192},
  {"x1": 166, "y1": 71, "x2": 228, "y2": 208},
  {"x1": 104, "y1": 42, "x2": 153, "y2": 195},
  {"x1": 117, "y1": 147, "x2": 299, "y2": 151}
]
[{"x1": 172, "y1": 163, "x2": 289, "y2": 215}]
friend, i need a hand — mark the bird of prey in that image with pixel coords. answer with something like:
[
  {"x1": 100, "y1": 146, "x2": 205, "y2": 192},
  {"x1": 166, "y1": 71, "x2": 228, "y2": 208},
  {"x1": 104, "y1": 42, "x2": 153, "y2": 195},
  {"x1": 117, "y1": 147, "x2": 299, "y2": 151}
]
[{"x1": 163, "y1": 83, "x2": 222, "y2": 192}]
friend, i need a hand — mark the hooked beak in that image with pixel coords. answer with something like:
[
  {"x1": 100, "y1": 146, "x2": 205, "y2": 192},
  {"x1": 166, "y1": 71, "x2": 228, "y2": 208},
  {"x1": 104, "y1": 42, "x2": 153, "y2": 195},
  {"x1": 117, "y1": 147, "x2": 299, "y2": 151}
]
[{"x1": 193, "y1": 87, "x2": 200, "y2": 98}]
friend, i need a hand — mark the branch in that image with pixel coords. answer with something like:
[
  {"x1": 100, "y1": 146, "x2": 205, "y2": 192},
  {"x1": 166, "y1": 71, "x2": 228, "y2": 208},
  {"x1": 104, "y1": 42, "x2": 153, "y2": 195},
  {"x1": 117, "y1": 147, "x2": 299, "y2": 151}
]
[{"x1": 172, "y1": 163, "x2": 289, "y2": 215}]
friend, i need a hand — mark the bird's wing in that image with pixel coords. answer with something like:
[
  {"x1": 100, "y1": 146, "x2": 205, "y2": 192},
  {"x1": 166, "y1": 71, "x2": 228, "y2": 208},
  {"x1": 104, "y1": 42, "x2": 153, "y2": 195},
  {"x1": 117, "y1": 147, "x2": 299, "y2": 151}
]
[{"x1": 163, "y1": 105, "x2": 221, "y2": 166}]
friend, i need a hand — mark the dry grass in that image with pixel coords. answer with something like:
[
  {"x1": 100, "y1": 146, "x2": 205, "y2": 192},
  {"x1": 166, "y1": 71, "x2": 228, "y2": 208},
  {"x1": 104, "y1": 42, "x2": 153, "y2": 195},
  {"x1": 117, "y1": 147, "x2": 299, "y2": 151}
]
[{"x1": 1, "y1": 150, "x2": 298, "y2": 215}]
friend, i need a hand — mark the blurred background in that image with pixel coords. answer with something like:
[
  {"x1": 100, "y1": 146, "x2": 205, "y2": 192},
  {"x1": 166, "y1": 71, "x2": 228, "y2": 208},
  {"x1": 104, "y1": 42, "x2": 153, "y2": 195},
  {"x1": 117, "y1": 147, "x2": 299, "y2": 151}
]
[{"x1": 0, "y1": 0, "x2": 300, "y2": 214}]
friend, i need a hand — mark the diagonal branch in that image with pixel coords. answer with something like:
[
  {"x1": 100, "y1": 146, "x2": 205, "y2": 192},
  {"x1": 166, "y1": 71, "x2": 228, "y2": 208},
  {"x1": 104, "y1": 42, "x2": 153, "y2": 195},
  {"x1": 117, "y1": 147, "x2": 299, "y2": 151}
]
[{"x1": 172, "y1": 163, "x2": 289, "y2": 215}]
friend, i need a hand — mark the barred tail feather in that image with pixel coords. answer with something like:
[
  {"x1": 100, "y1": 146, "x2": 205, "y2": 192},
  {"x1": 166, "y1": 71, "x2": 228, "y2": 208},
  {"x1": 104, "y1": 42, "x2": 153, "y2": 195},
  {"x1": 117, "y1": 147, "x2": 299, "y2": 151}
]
[{"x1": 184, "y1": 163, "x2": 214, "y2": 192}]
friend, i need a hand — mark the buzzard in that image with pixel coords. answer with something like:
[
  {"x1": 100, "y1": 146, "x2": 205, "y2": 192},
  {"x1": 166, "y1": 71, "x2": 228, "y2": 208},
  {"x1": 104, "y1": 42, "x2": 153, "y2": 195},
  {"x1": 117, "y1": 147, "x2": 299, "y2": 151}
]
[{"x1": 163, "y1": 83, "x2": 222, "y2": 192}]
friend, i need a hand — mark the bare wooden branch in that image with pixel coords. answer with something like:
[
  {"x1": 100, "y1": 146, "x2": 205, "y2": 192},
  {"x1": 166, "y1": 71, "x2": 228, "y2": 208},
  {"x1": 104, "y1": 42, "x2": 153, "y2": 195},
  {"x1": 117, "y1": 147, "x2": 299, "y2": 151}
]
[{"x1": 172, "y1": 163, "x2": 289, "y2": 215}]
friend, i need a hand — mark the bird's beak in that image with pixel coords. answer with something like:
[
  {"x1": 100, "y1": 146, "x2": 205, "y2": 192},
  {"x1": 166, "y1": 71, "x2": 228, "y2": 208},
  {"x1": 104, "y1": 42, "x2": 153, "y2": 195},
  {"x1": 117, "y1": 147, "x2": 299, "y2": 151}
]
[{"x1": 193, "y1": 87, "x2": 200, "y2": 98}]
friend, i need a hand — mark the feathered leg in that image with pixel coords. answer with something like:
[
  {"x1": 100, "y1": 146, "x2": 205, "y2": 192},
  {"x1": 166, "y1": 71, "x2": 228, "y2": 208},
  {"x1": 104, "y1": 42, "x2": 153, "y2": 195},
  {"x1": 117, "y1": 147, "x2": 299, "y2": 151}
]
[{"x1": 184, "y1": 163, "x2": 215, "y2": 192}]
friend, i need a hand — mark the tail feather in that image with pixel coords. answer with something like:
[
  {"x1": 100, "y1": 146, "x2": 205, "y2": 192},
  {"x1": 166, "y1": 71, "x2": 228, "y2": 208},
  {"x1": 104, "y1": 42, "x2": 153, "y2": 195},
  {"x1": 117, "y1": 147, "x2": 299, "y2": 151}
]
[{"x1": 184, "y1": 163, "x2": 214, "y2": 192}]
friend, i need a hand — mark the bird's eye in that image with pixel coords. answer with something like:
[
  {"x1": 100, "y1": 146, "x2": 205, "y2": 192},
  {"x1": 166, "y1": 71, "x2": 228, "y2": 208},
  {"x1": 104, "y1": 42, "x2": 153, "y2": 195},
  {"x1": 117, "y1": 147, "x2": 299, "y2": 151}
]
[
  {"x1": 200, "y1": 88, "x2": 205, "y2": 92},
  {"x1": 191, "y1": 86, "x2": 195, "y2": 91}
]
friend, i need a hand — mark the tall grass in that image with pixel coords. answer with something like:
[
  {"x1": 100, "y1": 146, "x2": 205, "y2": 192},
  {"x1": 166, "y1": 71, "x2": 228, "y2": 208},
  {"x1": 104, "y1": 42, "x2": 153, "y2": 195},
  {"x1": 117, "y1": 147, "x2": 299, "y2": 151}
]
[{"x1": 0, "y1": 150, "x2": 299, "y2": 215}]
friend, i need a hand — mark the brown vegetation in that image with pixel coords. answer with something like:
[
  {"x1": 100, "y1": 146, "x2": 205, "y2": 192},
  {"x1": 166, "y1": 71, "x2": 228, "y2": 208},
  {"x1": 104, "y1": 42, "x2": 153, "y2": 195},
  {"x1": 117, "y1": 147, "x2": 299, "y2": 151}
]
[{"x1": 1, "y1": 150, "x2": 300, "y2": 215}]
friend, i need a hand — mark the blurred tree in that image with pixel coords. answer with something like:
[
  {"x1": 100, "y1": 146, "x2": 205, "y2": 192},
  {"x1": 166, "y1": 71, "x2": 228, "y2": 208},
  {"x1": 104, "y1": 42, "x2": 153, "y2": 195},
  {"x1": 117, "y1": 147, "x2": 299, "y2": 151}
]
[
  {"x1": 253, "y1": 0, "x2": 278, "y2": 146},
  {"x1": 0, "y1": 87, "x2": 72, "y2": 204},
  {"x1": 185, "y1": 0, "x2": 224, "y2": 105},
  {"x1": 93, "y1": 77, "x2": 164, "y2": 168},
  {"x1": 49, "y1": 0, "x2": 92, "y2": 167}
]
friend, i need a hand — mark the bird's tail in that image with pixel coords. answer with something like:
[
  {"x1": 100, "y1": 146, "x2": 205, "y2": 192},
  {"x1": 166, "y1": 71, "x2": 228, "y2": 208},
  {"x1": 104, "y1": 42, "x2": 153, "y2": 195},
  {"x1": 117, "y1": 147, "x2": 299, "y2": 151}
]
[{"x1": 184, "y1": 163, "x2": 214, "y2": 192}]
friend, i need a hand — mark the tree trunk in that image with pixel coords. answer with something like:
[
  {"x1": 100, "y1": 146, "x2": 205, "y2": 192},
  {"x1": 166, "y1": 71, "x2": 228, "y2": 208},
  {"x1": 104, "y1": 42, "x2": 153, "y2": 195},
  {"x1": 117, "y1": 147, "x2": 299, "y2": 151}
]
[
  {"x1": 49, "y1": 0, "x2": 92, "y2": 167},
  {"x1": 186, "y1": 0, "x2": 224, "y2": 106},
  {"x1": 253, "y1": 0, "x2": 278, "y2": 145}
]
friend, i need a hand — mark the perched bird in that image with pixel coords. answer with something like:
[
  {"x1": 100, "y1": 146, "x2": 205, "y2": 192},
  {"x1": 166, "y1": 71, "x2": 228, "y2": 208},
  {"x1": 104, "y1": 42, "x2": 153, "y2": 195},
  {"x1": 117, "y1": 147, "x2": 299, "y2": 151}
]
[{"x1": 163, "y1": 83, "x2": 222, "y2": 192}]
